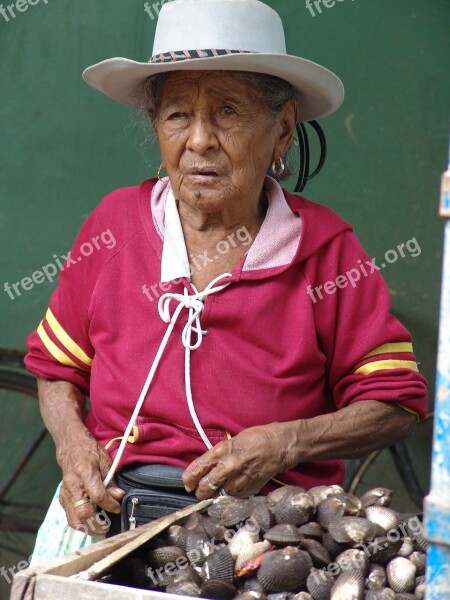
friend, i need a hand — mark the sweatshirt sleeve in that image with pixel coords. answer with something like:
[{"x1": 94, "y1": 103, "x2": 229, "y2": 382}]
[
  {"x1": 24, "y1": 194, "x2": 123, "y2": 395},
  {"x1": 305, "y1": 230, "x2": 428, "y2": 420}
]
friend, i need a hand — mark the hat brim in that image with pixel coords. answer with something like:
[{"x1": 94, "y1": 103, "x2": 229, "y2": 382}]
[{"x1": 82, "y1": 53, "x2": 344, "y2": 123}]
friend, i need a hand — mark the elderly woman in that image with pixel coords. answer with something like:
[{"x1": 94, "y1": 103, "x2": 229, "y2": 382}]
[{"x1": 26, "y1": 0, "x2": 427, "y2": 558}]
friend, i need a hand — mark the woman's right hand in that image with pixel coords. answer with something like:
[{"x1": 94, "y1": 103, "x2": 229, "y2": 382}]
[
  {"x1": 57, "y1": 428, "x2": 125, "y2": 536},
  {"x1": 37, "y1": 378, "x2": 125, "y2": 536}
]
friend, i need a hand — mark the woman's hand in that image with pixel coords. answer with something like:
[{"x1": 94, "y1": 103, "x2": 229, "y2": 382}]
[
  {"x1": 57, "y1": 428, "x2": 124, "y2": 536},
  {"x1": 182, "y1": 423, "x2": 298, "y2": 499},
  {"x1": 37, "y1": 378, "x2": 124, "y2": 536}
]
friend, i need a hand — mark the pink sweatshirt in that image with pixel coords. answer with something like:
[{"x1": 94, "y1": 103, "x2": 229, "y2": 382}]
[{"x1": 25, "y1": 177, "x2": 427, "y2": 490}]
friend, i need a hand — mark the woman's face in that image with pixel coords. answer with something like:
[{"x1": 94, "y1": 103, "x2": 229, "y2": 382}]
[{"x1": 154, "y1": 71, "x2": 297, "y2": 214}]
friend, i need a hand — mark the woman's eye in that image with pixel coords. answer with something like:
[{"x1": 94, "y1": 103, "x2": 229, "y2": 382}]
[
  {"x1": 222, "y1": 105, "x2": 236, "y2": 115},
  {"x1": 168, "y1": 112, "x2": 188, "y2": 120}
]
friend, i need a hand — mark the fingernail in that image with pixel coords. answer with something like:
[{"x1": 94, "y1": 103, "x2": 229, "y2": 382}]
[{"x1": 185, "y1": 485, "x2": 194, "y2": 493}]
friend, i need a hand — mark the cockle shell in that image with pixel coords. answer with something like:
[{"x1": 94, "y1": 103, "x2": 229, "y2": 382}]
[
  {"x1": 257, "y1": 547, "x2": 312, "y2": 593},
  {"x1": 365, "y1": 588, "x2": 396, "y2": 600},
  {"x1": 363, "y1": 535, "x2": 403, "y2": 564},
  {"x1": 386, "y1": 557, "x2": 416, "y2": 593},
  {"x1": 359, "y1": 488, "x2": 393, "y2": 508},
  {"x1": 263, "y1": 524, "x2": 303, "y2": 546},
  {"x1": 396, "y1": 537, "x2": 414, "y2": 558},
  {"x1": 330, "y1": 569, "x2": 364, "y2": 600},
  {"x1": 328, "y1": 493, "x2": 362, "y2": 517},
  {"x1": 202, "y1": 547, "x2": 235, "y2": 582},
  {"x1": 366, "y1": 563, "x2": 387, "y2": 589},
  {"x1": 321, "y1": 532, "x2": 347, "y2": 559},
  {"x1": 306, "y1": 568, "x2": 335, "y2": 600},
  {"x1": 364, "y1": 506, "x2": 400, "y2": 532},
  {"x1": 272, "y1": 492, "x2": 315, "y2": 526},
  {"x1": 167, "y1": 524, "x2": 189, "y2": 551},
  {"x1": 307, "y1": 485, "x2": 344, "y2": 507},
  {"x1": 328, "y1": 517, "x2": 376, "y2": 544},
  {"x1": 147, "y1": 545, "x2": 185, "y2": 569},
  {"x1": 185, "y1": 529, "x2": 212, "y2": 566},
  {"x1": 266, "y1": 486, "x2": 304, "y2": 508},
  {"x1": 299, "y1": 539, "x2": 331, "y2": 569},
  {"x1": 409, "y1": 551, "x2": 426, "y2": 576},
  {"x1": 251, "y1": 502, "x2": 275, "y2": 533},
  {"x1": 221, "y1": 499, "x2": 255, "y2": 528},
  {"x1": 335, "y1": 548, "x2": 369, "y2": 576},
  {"x1": 201, "y1": 579, "x2": 237, "y2": 600},
  {"x1": 166, "y1": 581, "x2": 202, "y2": 597},
  {"x1": 208, "y1": 496, "x2": 238, "y2": 520},
  {"x1": 297, "y1": 522, "x2": 323, "y2": 541},
  {"x1": 234, "y1": 593, "x2": 267, "y2": 600},
  {"x1": 316, "y1": 497, "x2": 346, "y2": 530}
]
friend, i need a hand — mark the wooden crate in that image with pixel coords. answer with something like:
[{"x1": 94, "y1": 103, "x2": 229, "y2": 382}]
[{"x1": 10, "y1": 500, "x2": 212, "y2": 600}]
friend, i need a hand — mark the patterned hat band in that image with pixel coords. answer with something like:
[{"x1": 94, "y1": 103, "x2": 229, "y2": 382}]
[{"x1": 149, "y1": 48, "x2": 255, "y2": 64}]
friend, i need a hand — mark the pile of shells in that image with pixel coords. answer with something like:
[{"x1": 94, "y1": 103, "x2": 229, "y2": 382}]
[{"x1": 107, "y1": 485, "x2": 428, "y2": 599}]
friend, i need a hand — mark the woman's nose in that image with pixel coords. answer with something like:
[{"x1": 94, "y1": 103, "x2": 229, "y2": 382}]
[{"x1": 186, "y1": 113, "x2": 219, "y2": 155}]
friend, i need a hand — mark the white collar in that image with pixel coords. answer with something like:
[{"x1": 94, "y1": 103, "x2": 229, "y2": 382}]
[{"x1": 153, "y1": 176, "x2": 302, "y2": 283}]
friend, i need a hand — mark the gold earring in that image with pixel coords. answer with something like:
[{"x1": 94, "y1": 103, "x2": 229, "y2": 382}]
[
  {"x1": 157, "y1": 164, "x2": 166, "y2": 180},
  {"x1": 271, "y1": 157, "x2": 285, "y2": 177}
]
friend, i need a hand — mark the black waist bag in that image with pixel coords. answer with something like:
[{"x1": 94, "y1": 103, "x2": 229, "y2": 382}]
[{"x1": 116, "y1": 463, "x2": 198, "y2": 532}]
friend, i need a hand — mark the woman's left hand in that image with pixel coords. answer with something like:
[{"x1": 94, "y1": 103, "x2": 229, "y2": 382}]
[{"x1": 182, "y1": 423, "x2": 297, "y2": 499}]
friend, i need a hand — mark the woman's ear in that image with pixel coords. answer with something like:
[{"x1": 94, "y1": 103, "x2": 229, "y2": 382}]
[{"x1": 276, "y1": 99, "x2": 300, "y2": 157}]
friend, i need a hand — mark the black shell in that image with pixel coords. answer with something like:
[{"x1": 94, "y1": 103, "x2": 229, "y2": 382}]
[
  {"x1": 316, "y1": 497, "x2": 346, "y2": 530},
  {"x1": 166, "y1": 581, "x2": 202, "y2": 597},
  {"x1": 359, "y1": 487, "x2": 393, "y2": 508},
  {"x1": 409, "y1": 551, "x2": 426, "y2": 576},
  {"x1": 365, "y1": 589, "x2": 396, "y2": 600},
  {"x1": 257, "y1": 547, "x2": 312, "y2": 593},
  {"x1": 266, "y1": 486, "x2": 305, "y2": 508},
  {"x1": 146, "y1": 545, "x2": 185, "y2": 569},
  {"x1": 201, "y1": 579, "x2": 237, "y2": 600},
  {"x1": 321, "y1": 532, "x2": 347, "y2": 559},
  {"x1": 203, "y1": 516, "x2": 228, "y2": 542},
  {"x1": 272, "y1": 492, "x2": 315, "y2": 527},
  {"x1": 208, "y1": 496, "x2": 238, "y2": 520},
  {"x1": 335, "y1": 549, "x2": 369, "y2": 576},
  {"x1": 306, "y1": 485, "x2": 344, "y2": 507},
  {"x1": 306, "y1": 568, "x2": 335, "y2": 600},
  {"x1": 263, "y1": 524, "x2": 303, "y2": 546},
  {"x1": 186, "y1": 529, "x2": 212, "y2": 566},
  {"x1": 167, "y1": 524, "x2": 189, "y2": 551},
  {"x1": 202, "y1": 546, "x2": 235, "y2": 582},
  {"x1": 221, "y1": 499, "x2": 255, "y2": 527},
  {"x1": 241, "y1": 577, "x2": 266, "y2": 594},
  {"x1": 300, "y1": 539, "x2": 331, "y2": 569},
  {"x1": 298, "y1": 522, "x2": 323, "y2": 541},
  {"x1": 330, "y1": 569, "x2": 364, "y2": 600},
  {"x1": 328, "y1": 517, "x2": 376, "y2": 544},
  {"x1": 364, "y1": 536, "x2": 403, "y2": 564},
  {"x1": 328, "y1": 493, "x2": 362, "y2": 517},
  {"x1": 251, "y1": 501, "x2": 275, "y2": 533}
]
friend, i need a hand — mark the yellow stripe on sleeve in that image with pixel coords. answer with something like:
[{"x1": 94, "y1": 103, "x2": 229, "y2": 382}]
[
  {"x1": 397, "y1": 404, "x2": 420, "y2": 422},
  {"x1": 354, "y1": 359, "x2": 418, "y2": 376},
  {"x1": 46, "y1": 308, "x2": 93, "y2": 368},
  {"x1": 363, "y1": 342, "x2": 413, "y2": 359},
  {"x1": 37, "y1": 321, "x2": 89, "y2": 371}
]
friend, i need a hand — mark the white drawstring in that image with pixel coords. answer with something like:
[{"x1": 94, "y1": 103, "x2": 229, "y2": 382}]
[{"x1": 103, "y1": 273, "x2": 232, "y2": 487}]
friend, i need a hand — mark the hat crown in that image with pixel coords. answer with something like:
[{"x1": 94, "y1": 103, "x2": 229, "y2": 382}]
[{"x1": 152, "y1": 0, "x2": 287, "y2": 56}]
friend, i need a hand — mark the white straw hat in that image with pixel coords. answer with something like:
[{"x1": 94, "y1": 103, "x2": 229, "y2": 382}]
[{"x1": 83, "y1": 0, "x2": 344, "y2": 122}]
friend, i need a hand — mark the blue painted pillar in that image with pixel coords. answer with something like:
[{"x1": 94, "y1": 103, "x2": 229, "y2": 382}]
[{"x1": 424, "y1": 149, "x2": 450, "y2": 598}]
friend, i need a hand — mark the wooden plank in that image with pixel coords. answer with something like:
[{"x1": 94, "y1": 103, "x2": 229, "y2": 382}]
[
  {"x1": 74, "y1": 500, "x2": 212, "y2": 581},
  {"x1": 10, "y1": 500, "x2": 211, "y2": 600},
  {"x1": 34, "y1": 574, "x2": 198, "y2": 600}
]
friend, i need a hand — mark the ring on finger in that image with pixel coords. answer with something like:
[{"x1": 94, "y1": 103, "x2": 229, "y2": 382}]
[
  {"x1": 204, "y1": 473, "x2": 220, "y2": 492},
  {"x1": 73, "y1": 497, "x2": 91, "y2": 509}
]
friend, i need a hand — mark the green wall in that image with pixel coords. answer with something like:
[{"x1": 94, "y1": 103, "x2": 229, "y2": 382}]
[{"x1": 1, "y1": 3, "x2": 449, "y2": 408}]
